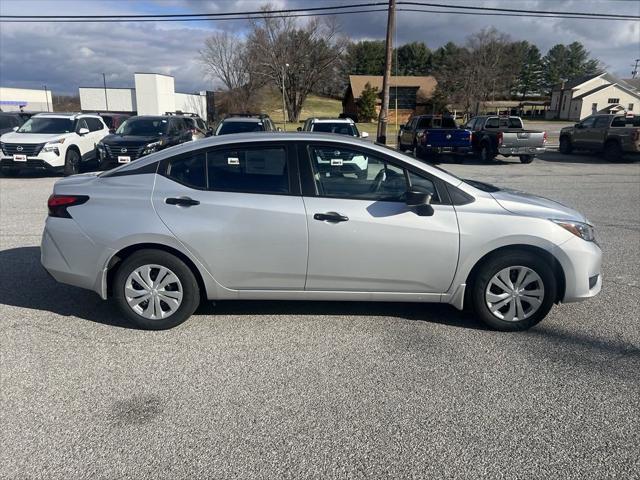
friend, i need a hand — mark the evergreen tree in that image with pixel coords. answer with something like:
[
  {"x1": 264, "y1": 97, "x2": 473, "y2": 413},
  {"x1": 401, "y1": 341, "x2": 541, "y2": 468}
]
[
  {"x1": 514, "y1": 43, "x2": 544, "y2": 99},
  {"x1": 395, "y1": 41, "x2": 432, "y2": 76},
  {"x1": 357, "y1": 82, "x2": 379, "y2": 122}
]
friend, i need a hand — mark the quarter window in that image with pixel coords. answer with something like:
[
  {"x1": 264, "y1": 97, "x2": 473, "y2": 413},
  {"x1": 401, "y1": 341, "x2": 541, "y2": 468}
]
[{"x1": 207, "y1": 147, "x2": 289, "y2": 194}]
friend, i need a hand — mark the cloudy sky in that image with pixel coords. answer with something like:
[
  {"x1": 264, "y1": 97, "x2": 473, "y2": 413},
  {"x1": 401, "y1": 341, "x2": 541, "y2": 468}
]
[{"x1": 1, "y1": 0, "x2": 638, "y2": 95}]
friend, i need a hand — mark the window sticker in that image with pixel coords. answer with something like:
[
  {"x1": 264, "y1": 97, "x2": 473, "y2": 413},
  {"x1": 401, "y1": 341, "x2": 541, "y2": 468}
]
[{"x1": 228, "y1": 157, "x2": 240, "y2": 165}]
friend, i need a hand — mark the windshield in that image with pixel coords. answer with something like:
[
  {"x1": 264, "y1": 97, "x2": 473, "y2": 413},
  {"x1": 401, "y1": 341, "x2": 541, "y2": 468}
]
[
  {"x1": 311, "y1": 123, "x2": 359, "y2": 136},
  {"x1": 116, "y1": 118, "x2": 169, "y2": 136},
  {"x1": 17, "y1": 117, "x2": 74, "y2": 134},
  {"x1": 217, "y1": 121, "x2": 264, "y2": 135}
]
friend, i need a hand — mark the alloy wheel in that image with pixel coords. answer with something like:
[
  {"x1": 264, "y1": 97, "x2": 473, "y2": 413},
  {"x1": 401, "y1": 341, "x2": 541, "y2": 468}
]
[
  {"x1": 485, "y1": 266, "x2": 544, "y2": 322},
  {"x1": 124, "y1": 264, "x2": 183, "y2": 320}
]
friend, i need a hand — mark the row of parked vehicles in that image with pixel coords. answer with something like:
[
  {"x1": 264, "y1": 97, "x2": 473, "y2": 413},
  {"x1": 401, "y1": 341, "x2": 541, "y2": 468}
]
[{"x1": 1, "y1": 110, "x2": 638, "y2": 176}]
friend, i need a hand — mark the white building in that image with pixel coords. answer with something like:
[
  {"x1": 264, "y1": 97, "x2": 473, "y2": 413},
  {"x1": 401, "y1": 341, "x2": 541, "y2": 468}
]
[
  {"x1": 0, "y1": 86, "x2": 53, "y2": 112},
  {"x1": 79, "y1": 73, "x2": 211, "y2": 119},
  {"x1": 548, "y1": 73, "x2": 640, "y2": 121}
]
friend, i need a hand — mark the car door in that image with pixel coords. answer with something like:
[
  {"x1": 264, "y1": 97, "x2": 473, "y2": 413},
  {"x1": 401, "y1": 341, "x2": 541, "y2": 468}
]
[
  {"x1": 573, "y1": 116, "x2": 596, "y2": 148},
  {"x1": 74, "y1": 118, "x2": 95, "y2": 160},
  {"x1": 301, "y1": 142, "x2": 459, "y2": 293},
  {"x1": 400, "y1": 118, "x2": 416, "y2": 147},
  {"x1": 152, "y1": 142, "x2": 308, "y2": 290},
  {"x1": 591, "y1": 116, "x2": 611, "y2": 149}
]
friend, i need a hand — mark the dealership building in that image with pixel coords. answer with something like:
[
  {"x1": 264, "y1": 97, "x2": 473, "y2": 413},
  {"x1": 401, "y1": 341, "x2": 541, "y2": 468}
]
[
  {"x1": 0, "y1": 86, "x2": 53, "y2": 112},
  {"x1": 79, "y1": 73, "x2": 214, "y2": 121}
]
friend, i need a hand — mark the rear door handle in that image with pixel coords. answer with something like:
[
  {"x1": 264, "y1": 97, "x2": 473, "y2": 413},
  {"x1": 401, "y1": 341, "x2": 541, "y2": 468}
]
[
  {"x1": 166, "y1": 196, "x2": 200, "y2": 207},
  {"x1": 314, "y1": 212, "x2": 349, "y2": 223}
]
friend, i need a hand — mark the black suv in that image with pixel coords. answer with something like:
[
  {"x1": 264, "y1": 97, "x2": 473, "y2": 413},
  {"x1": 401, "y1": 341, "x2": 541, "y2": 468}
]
[
  {"x1": 96, "y1": 115, "x2": 192, "y2": 170},
  {"x1": 0, "y1": 112, "x2": 26, "y2": 136},
  {"x1": 215, "y1": 113, "x2": 276, "y2": 135}
]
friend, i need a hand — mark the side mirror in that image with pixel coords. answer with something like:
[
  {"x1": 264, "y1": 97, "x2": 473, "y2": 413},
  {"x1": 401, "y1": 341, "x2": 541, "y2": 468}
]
[
  {"x1": 360, "y1": 131, "x2": 369, "y2": 138},
  {"x1": 405, "y1": 190, "x2": 434, "y2": 216},
  {"x1": 78, "y1": 127, "x2": 89, "y2": 135},
  {"x1": 575, "y1": 123, "x2": 582, "y2": 129},
  {"x1": 296, "y1": 127, "x2": 302, "y2": 131},
  {"x1": 12, "y1": 126, "x2": 19, "y2": 131},
  {"x1": 108, "y1": 128, "x2": 116, "y2": 134},
  {"x1": 206, "y1": 129, "x2": 214, "y2": 137},
  {"x1": 399, "y1": 124, "x2": 405, "y2": 130}
]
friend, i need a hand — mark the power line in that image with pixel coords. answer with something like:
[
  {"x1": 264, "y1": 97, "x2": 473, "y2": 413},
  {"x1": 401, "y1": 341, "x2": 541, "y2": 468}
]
[{"x1": 0, "y1": 1, "x2": 638, "y2": 22}]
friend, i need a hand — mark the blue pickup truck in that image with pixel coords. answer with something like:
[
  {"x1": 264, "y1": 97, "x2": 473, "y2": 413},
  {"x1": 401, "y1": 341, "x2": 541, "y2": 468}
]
[{"x1": 397, "y1": 115, "x2": 472, "y2": 160}]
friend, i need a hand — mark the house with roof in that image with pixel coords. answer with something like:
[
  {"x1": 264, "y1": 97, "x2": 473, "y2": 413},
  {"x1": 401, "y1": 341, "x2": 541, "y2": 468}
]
[
  {"x1": 547, "y1": 72, "x2": 640, "y2": 121},
  {"x1": 342, "y1": 75, "x2": 437, "y2": 123}
]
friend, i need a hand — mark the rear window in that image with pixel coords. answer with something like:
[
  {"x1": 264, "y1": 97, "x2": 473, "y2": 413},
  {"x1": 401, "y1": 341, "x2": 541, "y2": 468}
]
[
  {"x1": 418, "y1": 117, "x2": 457, "y2": 129},
  {"x1": 217, "y1": 121, "x2": 264, "y2": 135},
  {"x1": 310, "y1": 123, "x2": 358, "y2": 136}
]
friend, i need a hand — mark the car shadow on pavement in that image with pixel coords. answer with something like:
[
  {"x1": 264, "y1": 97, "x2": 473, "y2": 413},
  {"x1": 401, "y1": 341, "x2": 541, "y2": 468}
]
[
  {"x1": 537, "y1": 151, "x2": 638, "y2": 164},
  {"x1": 0, "y1": 246, "x2": 486, "y2": 331}
]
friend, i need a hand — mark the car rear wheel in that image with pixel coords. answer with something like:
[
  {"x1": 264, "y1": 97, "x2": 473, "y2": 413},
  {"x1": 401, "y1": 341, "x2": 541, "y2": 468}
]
[
  {"x1": 519, "y1": 155, "x2": 534, "y2": 164},
  {"x1": 470, "y1": 251, "x2": 557, "y2": 331},
  {"x1": 559, "y1": 136, "x2": 573, "y2": 154},
  {"x1": 479, "y1": 144, "x2": 494, "y2": 163},
  {"x1": 63, "y1": 149, "x2": 80, "y2": 176},
  {"x1": 603, "y1": 141, "x2": 623, "y2": 162},
  {"x1": 113, "y1": 249, "x2": 201, "y2": 330}
]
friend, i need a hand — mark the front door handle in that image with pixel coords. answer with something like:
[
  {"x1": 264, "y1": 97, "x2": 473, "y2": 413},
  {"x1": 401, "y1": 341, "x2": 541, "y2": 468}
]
[
  {"x1": 314, "y1": 212, "x2": 349, "y2": 223},
  {"x1": 166, "y1": 196, "x2": 200, "y2": 207}
]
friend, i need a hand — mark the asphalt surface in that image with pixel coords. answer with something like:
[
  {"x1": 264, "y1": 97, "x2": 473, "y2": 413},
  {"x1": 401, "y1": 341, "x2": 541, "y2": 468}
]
[{"x1": 1, "y1": 150, "x2": 639, "y2": 479}]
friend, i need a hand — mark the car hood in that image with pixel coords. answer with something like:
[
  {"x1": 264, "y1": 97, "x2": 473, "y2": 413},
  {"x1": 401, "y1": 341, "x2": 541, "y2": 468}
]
[
  {"x1": 491, "y1": 188, "x2": 589, "y2": 224},
  {"x1": 0, "y1": 132, "x2": 72, "y2": 144},
  {"x1": 100, "y1": 134, "x2": 162, "y2": 145}
]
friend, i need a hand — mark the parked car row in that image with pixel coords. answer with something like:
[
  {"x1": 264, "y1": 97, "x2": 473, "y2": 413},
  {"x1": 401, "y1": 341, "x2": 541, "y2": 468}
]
[
  {"x1": 0, "y1": 111, "x2": 211, "y2": 175},
  {"x1": 398, "y1": 114, "x2": 547, "y2": 164},
  {"x1": 559, "y1": 114, "x2": 640, "y2": 162}
]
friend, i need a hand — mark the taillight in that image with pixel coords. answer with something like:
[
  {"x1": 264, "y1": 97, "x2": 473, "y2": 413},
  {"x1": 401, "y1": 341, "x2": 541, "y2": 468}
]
[
  {"x1": 543, "y1": 131, "x2": 548, "y2": 144},
  {"x1": 47, "y1": 194, "x2": 89, "y2": 218},
  {"x1": 497, "y1": 132, "x2": 503, "y2": 145}
]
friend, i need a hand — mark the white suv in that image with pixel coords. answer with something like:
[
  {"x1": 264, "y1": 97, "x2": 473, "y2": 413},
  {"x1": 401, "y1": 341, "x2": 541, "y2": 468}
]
[{"x1": 0, "y1": 113, "x2": 109, "y2": 176}]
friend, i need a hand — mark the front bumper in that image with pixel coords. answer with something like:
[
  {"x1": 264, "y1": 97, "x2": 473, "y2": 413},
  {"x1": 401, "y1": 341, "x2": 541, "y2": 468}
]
[
  {"x1": 498, "y1": 146, "x2": 546, "y2": 156},
  {"x1": 1, "y1": 151, "x2": 63, "y2": 169},
  {"x1": 555, "y1": 236, "x2": 602, "y2": 303}
]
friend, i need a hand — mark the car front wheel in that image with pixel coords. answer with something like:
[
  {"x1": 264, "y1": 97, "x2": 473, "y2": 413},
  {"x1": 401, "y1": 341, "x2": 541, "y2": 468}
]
[
  {"x1": 470, "y1": 251, "x2": 557, "y2": 331},
  {"x1": 113, "y1": 249, "x2": 201, "y2": 330},
  {"x1": 64, "y1": 149, "x2": 81, "y2": 176}
]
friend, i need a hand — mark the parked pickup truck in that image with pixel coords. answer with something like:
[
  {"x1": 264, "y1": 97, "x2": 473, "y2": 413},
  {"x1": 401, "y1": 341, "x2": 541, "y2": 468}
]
[
  {"x1": 465, "y1": 115, "x2": 547, "y2": 163},
  {"x1": 397, "y1": 115, "x2": 472, "y2": 159},
  {"x1": 559, "y1": 114, "x2": 640, "y2": 162}
]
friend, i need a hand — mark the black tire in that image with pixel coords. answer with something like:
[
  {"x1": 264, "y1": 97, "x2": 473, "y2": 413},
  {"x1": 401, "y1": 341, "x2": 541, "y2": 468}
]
[
  {"x1": 519, "y1": 155, "x2": 534, "y2": 164},
  {"x1": 397, "y1": 138, "x2": 404, "y2": 151},
  {"x1": 0, "y1": 167, "x2": 20, "y2": 177},
  {"x1": 412, "y1": 143, "x2": 422, "y2": 159},
  {"x1": 469, "y1": 250, "x2": 557, "y2": 331},
  {"x1": 603, "y1": 141, "x2": 623, "y2": 162},
  {"x1": 559, "y1": 136, "x2": 573, "y2": 154},
  {"x1": 113, "y1": 249, "x2": 201, "y2": 330},
  {"x1": 63, "y1": 148, "x2": 81, "y2": 176},
  {"x1": 479, "y1": 143, "x2": 495, "y2": 163}
]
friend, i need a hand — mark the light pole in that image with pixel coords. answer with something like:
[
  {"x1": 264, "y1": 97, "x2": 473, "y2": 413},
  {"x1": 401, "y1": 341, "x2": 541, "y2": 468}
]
[
  {"x1": 281, "y1": 63, "x2": 289, "y2": 131},
  {"x1": 102, "y1": 73, "x2": 109, "y2": 112},
  {"x1": 43, "y1": 84, "x2": 50, "y2": 112}
]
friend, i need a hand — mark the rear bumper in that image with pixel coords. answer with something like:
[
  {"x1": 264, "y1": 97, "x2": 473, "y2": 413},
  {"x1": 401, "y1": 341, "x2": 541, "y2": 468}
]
[
  {"x1": 498, "y1": 146, "x2": 545, "y2": 156},
  {"x1": 41, "y1": 217, "x2": 113, "y2": 297}
]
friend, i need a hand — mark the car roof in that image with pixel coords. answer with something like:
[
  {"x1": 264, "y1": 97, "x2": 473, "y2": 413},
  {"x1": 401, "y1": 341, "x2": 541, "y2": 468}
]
[
  {"x1": 32, "y1": 112, "x2": 101, "y2": 120},
  {"x1": 308, "y1": 118, "x2": 354, "y2": 123},
  {"x1": 106, "y1": 132, "x2": 464, "y2": 186}
]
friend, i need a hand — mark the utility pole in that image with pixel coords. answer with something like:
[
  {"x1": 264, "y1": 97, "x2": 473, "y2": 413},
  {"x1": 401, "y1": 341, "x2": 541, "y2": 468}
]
[
  {"x1": 43, "y1": 84, "x2": 50, "y2": 112},
  {"x1": 376, "y1": 0, "x2": 396, "y2": 144},
  {"x1": 282, "y1": 63, "x2": 289, "y2": 131},
  {"x1": 102, "y1": 73, "x2": 109, "y2": 111}
]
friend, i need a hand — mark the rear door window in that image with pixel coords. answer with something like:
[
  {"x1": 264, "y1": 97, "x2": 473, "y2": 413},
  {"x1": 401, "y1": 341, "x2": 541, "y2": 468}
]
[
  {"x1": 594, "y1": 116, "x2": 611, "y2": 128},
  {"x1": 207, "y1": 146, "x2": 289, "y2": 194}
]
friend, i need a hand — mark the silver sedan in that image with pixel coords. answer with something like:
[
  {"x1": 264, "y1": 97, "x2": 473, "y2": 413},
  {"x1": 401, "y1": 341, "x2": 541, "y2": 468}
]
[{"x1": 41, "y1": 133, "x2": 602, "y2": 330}]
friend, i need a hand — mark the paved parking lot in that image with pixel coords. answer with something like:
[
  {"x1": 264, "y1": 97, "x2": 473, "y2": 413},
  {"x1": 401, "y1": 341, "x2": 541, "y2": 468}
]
[{"x1": 1, "y1": 151, "x2": 638, "y2": 479}]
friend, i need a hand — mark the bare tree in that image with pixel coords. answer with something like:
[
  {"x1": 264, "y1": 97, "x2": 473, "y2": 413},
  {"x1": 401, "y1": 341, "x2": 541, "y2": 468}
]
[
  {"x1": 199, "y1": 31, "x2": 263, "y2": 112},
  {"x1": 247, "y1": 10, "x2": 347, "y2": 122}
]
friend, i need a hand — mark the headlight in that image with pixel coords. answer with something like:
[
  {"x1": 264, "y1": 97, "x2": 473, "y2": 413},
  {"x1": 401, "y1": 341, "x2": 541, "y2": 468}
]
[
  {"x1": 142, "y1": 140, "x2": 164, "y2": 154},
  {"x1": 551, "y1": 219, "x2": 596, "y2": 242},
  {"x1": 42, "y1": 138, "x2": 66, "y2": 153}
]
